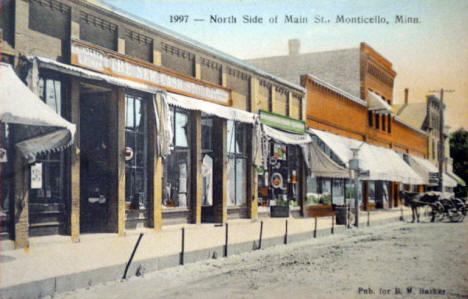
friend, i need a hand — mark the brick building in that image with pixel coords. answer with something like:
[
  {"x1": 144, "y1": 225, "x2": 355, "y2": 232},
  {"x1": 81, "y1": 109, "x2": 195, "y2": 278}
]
[
  {"x1": 247, "y1": 41, "x2": 432, "y2": 212},
  {"x1": 0, "y1": 0, "x2": 311, "y2": 248}
]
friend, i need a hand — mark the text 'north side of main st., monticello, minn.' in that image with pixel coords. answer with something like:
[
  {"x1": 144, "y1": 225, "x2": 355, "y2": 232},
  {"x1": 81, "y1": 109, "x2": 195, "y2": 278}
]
[{"x1": 208, "y1": 15, "x2": 421, "y2": 24}]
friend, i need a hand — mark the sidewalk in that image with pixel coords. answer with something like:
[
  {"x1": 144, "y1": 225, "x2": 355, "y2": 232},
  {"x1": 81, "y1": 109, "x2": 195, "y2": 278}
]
[{"x1": 0, "y1": 207, "x2": 407, "y2": 298}]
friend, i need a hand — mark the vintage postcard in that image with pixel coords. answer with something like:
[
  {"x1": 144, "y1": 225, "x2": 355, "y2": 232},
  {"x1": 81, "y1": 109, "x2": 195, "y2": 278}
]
[{"x1": 0, "y1": 0, "x2": 467, "y2": 298}]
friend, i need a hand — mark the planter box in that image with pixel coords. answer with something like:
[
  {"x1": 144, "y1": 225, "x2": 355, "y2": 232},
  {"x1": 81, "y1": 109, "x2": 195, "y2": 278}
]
[
  {"x1": 270, "y1": 206, "x2": 290, "y2": 217},
  {"x1": 307, "y1": 204, "x2": 335, "y2": 217}
]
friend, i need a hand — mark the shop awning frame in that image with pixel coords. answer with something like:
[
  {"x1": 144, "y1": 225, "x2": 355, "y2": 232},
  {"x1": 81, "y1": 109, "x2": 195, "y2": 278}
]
[{"x1": 0, "y1": 62, "x2": 76, "y2": 161}]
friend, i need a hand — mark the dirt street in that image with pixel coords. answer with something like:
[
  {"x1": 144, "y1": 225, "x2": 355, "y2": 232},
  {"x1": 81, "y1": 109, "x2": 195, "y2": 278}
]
[{"x1": 56, "y1": 221, "x2": 468, "y2": 299}]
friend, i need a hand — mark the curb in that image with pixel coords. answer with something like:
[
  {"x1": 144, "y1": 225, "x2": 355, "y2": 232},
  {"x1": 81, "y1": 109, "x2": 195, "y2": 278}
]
[{"x1": 0, "y1": 215, "x2": 403, "y2": 299}]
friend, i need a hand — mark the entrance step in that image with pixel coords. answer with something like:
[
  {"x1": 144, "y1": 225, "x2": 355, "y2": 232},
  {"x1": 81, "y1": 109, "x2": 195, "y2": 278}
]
[
  {"x1": 29, "y1": 222, "x2": 61, "y2": 237},
  {"x1": 125, "y1": 209, "x2": 147, "y2": 229}
]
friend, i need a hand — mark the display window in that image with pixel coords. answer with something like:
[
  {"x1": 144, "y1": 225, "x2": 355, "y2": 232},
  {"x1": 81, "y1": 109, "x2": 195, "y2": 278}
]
[
  {"x1": 125, "y1": 94, "x2": 148, "y2": 210},
  {"x1": 201, "y1": 115, "x2": 213, "y2": 206},
  {"x1": 227, "y1": 121, "x2": 247, "y2": 206},
  {"x1": 163, "y1": 107, "x2": 190, "y2": 208},
  {"x1": 259, "y1": 141, "x2": 300, "y2": 206}
]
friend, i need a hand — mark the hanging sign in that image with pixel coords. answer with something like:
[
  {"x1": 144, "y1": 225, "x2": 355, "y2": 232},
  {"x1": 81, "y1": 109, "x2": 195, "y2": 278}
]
[
  {"x1": 0, "y1": 148, "x2": 7, "y2": 162},
  {"x1": 31, "y1": 163, "x2": 43, "y2": 189}
]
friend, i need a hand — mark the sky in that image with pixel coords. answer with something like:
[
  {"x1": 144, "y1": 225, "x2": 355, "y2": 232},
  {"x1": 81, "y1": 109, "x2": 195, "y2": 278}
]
[{"x1": 102, "y1": 0, "x2": 468, "y2": 131}]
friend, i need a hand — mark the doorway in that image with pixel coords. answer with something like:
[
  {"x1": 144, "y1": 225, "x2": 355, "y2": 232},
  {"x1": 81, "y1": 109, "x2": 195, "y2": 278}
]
[{"x1": 80, "y1": 89, "x2": 111, "y2": 233}]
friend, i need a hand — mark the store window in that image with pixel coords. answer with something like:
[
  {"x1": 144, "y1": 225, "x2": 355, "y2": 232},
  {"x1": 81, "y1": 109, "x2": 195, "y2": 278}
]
[
  {"x1": 125, "y1": 95, "x2": 148, "y2": 210},
  {"x1": 227, "y1": 121, "x2": 247, "y2": 206},
  {"x1": 368, "y1": 111, "x2": 373, "y2": 127},
  {"x1": 30, "y1": 76, "x2": 66, "y2": 204},
  {"x1": 163, "y1": 107, "x2": 190, "y2": 208},
  {"x1": 375, "y1": 114, "x2": 380, "y2": 129},
  {"x1": 382, "y1": 115, "x2": 386, "y2": 131},
  {"x1": 332, "y1": 179, "x2": 345, "y2": 205},
  {"x1": 201, "y1": 115, "x2": 213, "y2": 206},
  {"x1": 368, "y1": 181, "x2": 376, "y2": 204}
]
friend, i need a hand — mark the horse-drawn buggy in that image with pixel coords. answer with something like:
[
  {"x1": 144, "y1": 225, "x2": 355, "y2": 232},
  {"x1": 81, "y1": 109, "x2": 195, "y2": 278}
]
[{"x1": 400, "y1": 191, "x2": 467, "y2": 223}]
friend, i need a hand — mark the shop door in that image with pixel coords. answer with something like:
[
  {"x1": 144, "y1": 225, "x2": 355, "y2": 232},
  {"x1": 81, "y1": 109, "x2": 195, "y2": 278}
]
[{"x1": 80, "y1": 93, "x2": 111, "y2": 233}]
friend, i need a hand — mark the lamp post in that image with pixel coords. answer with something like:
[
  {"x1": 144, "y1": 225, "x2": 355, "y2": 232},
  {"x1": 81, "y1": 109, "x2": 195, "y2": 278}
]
[{"x1": 349, "y1": 148, "x2": 360, "y2": 227}]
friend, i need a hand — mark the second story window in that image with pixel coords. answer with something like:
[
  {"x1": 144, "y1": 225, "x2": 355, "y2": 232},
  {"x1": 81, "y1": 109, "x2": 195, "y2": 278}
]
[{"x1": 368, "y1": 111, "x2": 373, "y2": 127}]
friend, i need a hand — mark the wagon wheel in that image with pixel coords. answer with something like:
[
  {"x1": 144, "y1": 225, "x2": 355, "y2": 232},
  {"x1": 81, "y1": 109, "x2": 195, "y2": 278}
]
[
  {"x1": 445, "y1": 200, "x2": 464, "y2": 223},
  {"x1": 431, "y1": 202, "x2": 445, "y2": 222},
  {"x1": 451, "y1": 198, "x2": 466, "y2": 222}
]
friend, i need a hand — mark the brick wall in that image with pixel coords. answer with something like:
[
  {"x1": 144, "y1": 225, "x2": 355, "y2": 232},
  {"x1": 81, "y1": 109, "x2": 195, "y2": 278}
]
[{"x1": 304, "y1": 78, "x2": 367, "y2": 139}]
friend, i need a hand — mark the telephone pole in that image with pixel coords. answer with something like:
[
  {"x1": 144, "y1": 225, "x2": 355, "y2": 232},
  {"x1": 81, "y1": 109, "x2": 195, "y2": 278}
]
[{"x1": 429, "y1": 89, "x2": 455, "y2": 192}]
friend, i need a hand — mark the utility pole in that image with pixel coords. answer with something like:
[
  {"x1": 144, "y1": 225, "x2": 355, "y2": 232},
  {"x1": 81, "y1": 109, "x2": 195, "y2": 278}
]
[{"x1": 429, "y1": 89, "x2": 455, "y2": 192}]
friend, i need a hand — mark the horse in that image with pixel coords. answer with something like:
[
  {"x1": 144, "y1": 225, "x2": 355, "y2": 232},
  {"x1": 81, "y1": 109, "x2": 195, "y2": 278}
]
[{"x1": 400, "y1": 191, "x2": 442, "y2": 223}]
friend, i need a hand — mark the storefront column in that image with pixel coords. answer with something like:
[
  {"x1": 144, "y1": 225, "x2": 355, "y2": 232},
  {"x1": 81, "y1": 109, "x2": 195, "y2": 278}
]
[
  {"x1": 147, "y1": 100, "x2": 162, "y2": 231},
  {"x1": 13, "y1": 154, "x2": 29, "y2": 248},
  {"x1": 190, "y1": 110, "x2": 202, "y2": 224},
  {"x1": 388, "y1": 182, "x2": 394, "y2": 209},
  {"x1": 70, "y1": 77, "x2": 80, "y2": 242},
  {"x1": 246, "y1": 126, "x2": 258, "y2": 220},
  {"x1": 212, "y1": 117, "x2": 227, "y2": 223},
  {"x1": 108, "y1": 88, "x2": 126, "y2": 235},
  {"x1": 299, "y1": 154, "x2": 307, "y2": 217}
]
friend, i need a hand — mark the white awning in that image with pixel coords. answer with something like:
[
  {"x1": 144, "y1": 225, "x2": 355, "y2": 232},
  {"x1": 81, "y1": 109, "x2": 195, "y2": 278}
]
[
  {"x1": 31, "y1": 56, "x2": 257, "y2": 125},
  {"x1": 367, "y1": 90, "x2": 392, "y2": 113},
  {"x1": 263, "y1": 124, "x2": 312, "y2": 145},
  {"x1": 444, "y1": 172, "x2": 458, "y2": 188},
  {"x1": 309, "y1": 128, "x2": 424, "y2": 185},
  {"x1": 307, "y1": 142, "x2": 350, "y2": 179},
  {"x1": 167, "y1": 92, "x2": 256, "y2": 124},
  {"x1": 447, "y1": 171, "x2": 466, "y2": 187},
  {"x1": 0, "y1": 63, "x2": 76, "y2": 160},
  {"x1": 405, "y1": 155, "x2": 438, "y2": 186}
]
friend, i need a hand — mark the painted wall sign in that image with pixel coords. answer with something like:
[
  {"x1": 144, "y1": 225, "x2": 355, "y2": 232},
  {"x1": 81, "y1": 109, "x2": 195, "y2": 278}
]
[
  {"x1": 71, "y1": 41, "x2": 231, "y2": 104},
  {"x1": 259, "y1": 110, "x2": 305, "y2": 134},
  {"x1": 31, "y1": 163, "x2": 42, "y2": 189}
]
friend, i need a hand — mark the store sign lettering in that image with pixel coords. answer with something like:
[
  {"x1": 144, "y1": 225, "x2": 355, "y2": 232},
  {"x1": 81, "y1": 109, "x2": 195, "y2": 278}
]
[{"x1": 71, "y1": 43, "x2": 230, "y2": 104}]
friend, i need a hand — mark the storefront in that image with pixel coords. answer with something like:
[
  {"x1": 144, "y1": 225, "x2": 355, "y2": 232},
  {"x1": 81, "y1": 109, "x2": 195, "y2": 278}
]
[
  {"x1": 309, "y1": 128, "x2": 424, "y2": 210},
  {"x1": 0, "y1": 62, "x2": 76, "y2": 244},
  {"x1": 257, "y1": 111, "x2": 311, "y2": 217},
  {"x1": 305, "y1": 136, "x2": 351, "y2": 217}
]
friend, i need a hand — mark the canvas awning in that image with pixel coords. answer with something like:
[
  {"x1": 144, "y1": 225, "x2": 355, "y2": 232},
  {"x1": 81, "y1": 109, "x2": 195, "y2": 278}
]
[
  {"x1": 447, "y1": 171, "x2": 466, "y2": 187},
  {"x1": 167, "y1": 92, "x2": 256, "y2": 124},
  {"x1": 404, "y1": 155, "x2": 439, "y2": 186},
  {"x1": 262, "y1": 124, "x2": 312, "y2": 145},
  {"x1": 367, "y1": 90, "x2": 392, "y2": 113},
  {"x1": 0, "y1": 62, "x2": 76, "y2": 161},
  {"x1": 307, "y1": 142, "x2": 350, "y2": 179},
  {"x1": 309, "y1": 128, "x2": 423, "y2": 185}
]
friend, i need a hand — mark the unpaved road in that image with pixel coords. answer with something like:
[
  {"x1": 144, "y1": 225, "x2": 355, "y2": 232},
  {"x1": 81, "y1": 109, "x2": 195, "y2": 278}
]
[{"x1": 57, "y1": 221, "x2": 468, "y2": 299}]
